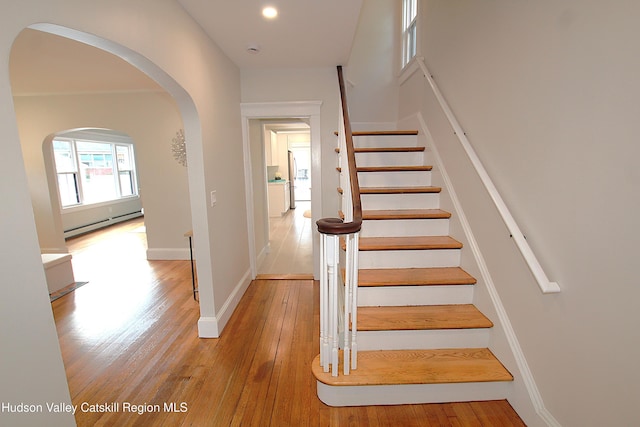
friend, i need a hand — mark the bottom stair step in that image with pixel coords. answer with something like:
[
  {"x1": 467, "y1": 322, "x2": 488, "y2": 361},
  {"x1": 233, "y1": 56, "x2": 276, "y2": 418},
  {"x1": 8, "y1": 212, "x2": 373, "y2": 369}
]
[
  {"x1": 312, "y1": 348, "x2": 513, "y2": 407},
  {"x1": 313, "y1": 348, "x2": 512, "y2": 386}
]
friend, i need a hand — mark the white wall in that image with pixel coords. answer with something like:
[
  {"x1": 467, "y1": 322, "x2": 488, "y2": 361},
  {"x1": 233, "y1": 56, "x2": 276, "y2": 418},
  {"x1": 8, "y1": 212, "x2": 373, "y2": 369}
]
[
  {"x1": 344, "y1": 0, "x2": 399, "y2": 127},
  {"x1": 13, "y1": 91, "x2": 190, "y2": 258},
  {"x1": 392, "y1": 1, "x2": 640, "y2": 426},
  {"x1": 0, "y1": 2, "x2": 247, "y2": 426},
  {"x1": 241, "y1": 67, "x2": 340, "y2": 218}
]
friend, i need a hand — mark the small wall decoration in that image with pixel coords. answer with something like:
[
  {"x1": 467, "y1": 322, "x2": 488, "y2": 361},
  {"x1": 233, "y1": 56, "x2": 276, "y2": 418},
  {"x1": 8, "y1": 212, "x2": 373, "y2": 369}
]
[{"x1": 171, "y1": 129, "x2": 187, "y2": 167}]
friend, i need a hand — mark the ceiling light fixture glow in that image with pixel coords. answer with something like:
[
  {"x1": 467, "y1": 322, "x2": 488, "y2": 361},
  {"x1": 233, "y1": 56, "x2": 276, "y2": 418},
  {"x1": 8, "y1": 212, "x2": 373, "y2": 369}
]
[{"x1": 262, "y1": 6, "x2": 278, "y2": 19}]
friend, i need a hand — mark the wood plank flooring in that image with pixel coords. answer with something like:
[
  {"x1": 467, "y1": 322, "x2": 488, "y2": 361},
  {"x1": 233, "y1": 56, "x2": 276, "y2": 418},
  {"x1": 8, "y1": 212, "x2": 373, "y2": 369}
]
[
  {"x1": 52, "y1": 219, "x2": 526, "y2": 426},
  {"x1": 258, "y1": 200, "x2": 314, "y2": 275}
]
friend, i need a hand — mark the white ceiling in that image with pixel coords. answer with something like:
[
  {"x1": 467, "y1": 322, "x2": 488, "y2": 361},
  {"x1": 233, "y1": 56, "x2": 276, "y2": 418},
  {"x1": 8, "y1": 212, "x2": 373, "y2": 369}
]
[
  {"x1": 176, "y1": 0, "x2": 363, "y2": 69},
  {"x1": 9, "y1": 1, "x2": 363, "y2": 95}
]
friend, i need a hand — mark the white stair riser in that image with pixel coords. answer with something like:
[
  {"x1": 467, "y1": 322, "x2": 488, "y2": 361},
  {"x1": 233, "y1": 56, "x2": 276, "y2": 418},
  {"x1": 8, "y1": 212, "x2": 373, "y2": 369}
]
[
  {"x1": 357, "y1": 328, "x2": 490, "y2": 351},
  {"x1": 354, "y1": 135, "x2": 418, "y2": 148},
  {"x1": 360, "y1": 219, "x2": 450, "y2": 237},
  {"x1": 358, "y1": 171, "x2": 431, "y2": 187},
  {"x1": 361, "y1": 193, "x2": 440, "y2": 210},
  {"x1": 358, "y1": 249, "x2": 461, "y2": 269},
  {"x1": 358, "y1": 284, "x2": 474, "y2": 306},
  {"x1": 355, "y1": 151, "x2": 424, "y2": 167},
  {"x1": 316, "y1": 381, "x2": 509, "y2": 407}
]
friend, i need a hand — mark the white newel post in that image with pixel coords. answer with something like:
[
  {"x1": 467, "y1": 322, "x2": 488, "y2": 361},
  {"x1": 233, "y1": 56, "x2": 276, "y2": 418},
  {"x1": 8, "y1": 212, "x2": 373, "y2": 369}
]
[{"x1": 319, "y1": 231, "x2": 341, "y2": 376}]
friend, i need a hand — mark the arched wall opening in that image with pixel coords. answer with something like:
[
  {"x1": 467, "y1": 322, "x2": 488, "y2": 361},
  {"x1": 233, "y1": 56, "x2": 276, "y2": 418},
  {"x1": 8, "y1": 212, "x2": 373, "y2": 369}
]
[
  {"x1": 3, "y1": 21, "x2": 210, "y2": 422},
  {"x1": 16, "y1": 23, "x2": 215, "y2": 318},
  {"x1": 1, "y1": 6, "x2": 252, "y2": 421}
]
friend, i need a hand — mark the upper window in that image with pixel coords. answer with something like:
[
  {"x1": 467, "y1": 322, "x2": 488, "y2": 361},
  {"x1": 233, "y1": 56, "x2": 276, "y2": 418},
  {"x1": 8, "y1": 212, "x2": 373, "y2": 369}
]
[
  {"x1": 402, "y1": 0, "x2": 418, "y2": 67},
  {"x1": 52, "y1": 132, "x2": 139, "y2": 208}
]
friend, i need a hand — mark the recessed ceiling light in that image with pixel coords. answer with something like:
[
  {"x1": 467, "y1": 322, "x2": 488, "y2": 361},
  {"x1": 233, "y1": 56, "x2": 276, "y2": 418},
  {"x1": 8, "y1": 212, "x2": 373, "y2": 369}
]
[{"x1": 262, "y1": 6, "x2": 278, "y2": 19}]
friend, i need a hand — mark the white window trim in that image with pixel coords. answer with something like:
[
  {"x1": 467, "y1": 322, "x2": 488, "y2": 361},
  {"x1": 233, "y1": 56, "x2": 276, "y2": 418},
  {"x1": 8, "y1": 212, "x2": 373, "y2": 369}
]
[
  {"x1": 52, "y1": 132, "x2": 139, "y2": 210},
  {"x1": 402, "y1": 0, "x2": 418, "y2": 69}
]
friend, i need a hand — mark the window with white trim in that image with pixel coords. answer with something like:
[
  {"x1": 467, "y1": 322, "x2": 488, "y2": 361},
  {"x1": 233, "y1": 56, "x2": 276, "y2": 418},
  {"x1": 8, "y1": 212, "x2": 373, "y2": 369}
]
[
  {"x1": 402, "y1": 0, "x2": 418, "y2": 67},
  {"x1": 53, "y1": 134, "x2": 139, "y2": 208}
]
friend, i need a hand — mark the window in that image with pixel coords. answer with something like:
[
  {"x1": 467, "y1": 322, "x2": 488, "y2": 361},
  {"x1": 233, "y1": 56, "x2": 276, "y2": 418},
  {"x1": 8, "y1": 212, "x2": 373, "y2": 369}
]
[
  {"x1": 52, "y1": 134, "x2": 138, "y2": 208},
  {"x1": 402, "y1": 0, "x2": 418, "y2": 67}
]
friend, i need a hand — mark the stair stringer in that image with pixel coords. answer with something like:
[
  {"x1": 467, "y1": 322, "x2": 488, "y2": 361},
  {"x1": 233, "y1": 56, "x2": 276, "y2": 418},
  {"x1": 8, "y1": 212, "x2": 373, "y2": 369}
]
[{"x1": 398, "y1": 112, "x2": 559, "y2": 427}]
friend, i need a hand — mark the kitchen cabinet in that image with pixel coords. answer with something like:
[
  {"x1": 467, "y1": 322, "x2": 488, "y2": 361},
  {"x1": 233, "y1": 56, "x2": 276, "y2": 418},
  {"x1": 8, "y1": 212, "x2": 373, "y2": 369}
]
[{"x1": 268, "y1": 180, "x2": 290, "y2": 217}]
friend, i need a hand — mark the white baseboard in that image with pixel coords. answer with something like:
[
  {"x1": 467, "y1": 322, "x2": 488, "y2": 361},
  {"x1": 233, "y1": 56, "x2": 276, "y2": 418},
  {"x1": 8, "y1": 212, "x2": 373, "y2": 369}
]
[
  {"x1": 197, "y1": 317, "x2": 220, "y2": 338},
  {"x1": 146, "y1": 248, "x2": 191, "y2": 260},
  {"x1": 197, "y1": 268, "x2": 253, "y2": 338}
]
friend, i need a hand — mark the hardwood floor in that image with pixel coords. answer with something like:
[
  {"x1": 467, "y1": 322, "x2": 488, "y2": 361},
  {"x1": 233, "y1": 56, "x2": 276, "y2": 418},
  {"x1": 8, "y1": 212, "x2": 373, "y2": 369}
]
[
  {"x1": 52, "y1": 220, "x2": 526, "y2": 426},
  {"x1": 258, "y1": 200, "x2": 314, "y2": 276}
]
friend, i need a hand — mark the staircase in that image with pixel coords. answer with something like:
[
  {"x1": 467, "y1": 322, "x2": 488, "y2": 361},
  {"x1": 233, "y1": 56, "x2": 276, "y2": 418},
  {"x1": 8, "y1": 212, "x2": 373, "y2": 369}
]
[{"x1": 312, "y1": 130, "x2": 513, "y2": 406}]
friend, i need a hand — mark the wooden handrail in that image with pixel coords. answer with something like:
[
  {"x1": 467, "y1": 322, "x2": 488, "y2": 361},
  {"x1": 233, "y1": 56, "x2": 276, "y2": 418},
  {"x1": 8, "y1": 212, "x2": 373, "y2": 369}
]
[{"x1": 317, "y1": 66, "x2": 363, "y2": 235}]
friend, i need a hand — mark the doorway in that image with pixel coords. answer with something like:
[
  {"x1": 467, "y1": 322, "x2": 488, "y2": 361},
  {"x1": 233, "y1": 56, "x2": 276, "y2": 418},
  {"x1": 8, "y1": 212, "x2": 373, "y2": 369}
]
[
  {"x1": 259, "y1": 120, "x2": 312, "y2": 275},
  {"x1": 241, "y1": 101, "x2": 322, "y2": 279}
]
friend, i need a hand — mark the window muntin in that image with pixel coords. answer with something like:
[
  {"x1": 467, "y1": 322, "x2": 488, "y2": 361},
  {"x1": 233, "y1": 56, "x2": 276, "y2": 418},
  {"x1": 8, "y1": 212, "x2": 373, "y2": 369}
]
[
  {"x1": 402, "y1": 0, "x2": 418, "y2": 67},
  {"x1": 52, "y1": 137, "x2": 138, "y2": 208}
]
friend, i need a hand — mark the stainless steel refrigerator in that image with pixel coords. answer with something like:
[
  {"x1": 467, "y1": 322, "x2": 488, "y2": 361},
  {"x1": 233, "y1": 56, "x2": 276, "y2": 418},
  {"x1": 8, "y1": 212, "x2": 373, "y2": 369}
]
[{"x1": 288, "y1": 150, "x2": 296, "y2": 209}]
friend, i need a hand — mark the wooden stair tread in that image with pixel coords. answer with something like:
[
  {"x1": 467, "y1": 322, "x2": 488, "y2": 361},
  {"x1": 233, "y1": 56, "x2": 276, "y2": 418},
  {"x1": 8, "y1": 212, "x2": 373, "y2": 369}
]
[
  {"x1": 356, "y1": 267, "x2": 477, "y2": 287},
  {"x1": 336, "y1": 166, "x2": 433, "y2": 173},
  {"x1": 334, "y1": 130, "x2": 419, "y2": 137},
  {"x1": 357, "y1": 305, "x2": 493, "y2": 331},
  {"x1": 335, "y1": 146, "x2": 425, "y2": 153},
  {"x1": 357, "y1": 146, "x2": 425, "y2": 153},
  {"x1": 340, "y1": 209, "x2": 451, "y2": 221},
  {"x1": 360, "y1": 186, "x2": 441, "y2": 194},
  {"x1": 353, "y1": 130, "x2": 419, "y2": 136},
  {"x1": 362, "y1": 209, "x2": 451, "y2": 220},
  {"x1": 312, "y1": 348, "x2": 513, "y2": 386},
  {"x1": 358, "y1": 165, "x2": 433, "y2": 172},
  {"x1": 356, "y1": 236, "x2": 463, "y2": 251}
]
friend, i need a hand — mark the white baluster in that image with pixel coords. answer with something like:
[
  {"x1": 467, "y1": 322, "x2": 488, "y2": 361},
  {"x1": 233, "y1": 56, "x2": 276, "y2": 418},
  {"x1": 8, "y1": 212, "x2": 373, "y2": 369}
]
[
  {"x1": 350, "y1": 233, "x2": 359, "y2": 370},
  {"x1": 319, "y1": 235, "x2": 327, "y2": 370},
  {"x1": 327, "y1": 235, "x2": 340, "y2": 376},
  {"x1": 343, "y1": 233, "x2": 352, "y2": 375}
]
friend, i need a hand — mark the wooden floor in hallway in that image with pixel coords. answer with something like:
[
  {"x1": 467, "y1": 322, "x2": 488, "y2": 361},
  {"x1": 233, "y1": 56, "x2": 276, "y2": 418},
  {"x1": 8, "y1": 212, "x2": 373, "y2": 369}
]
[
  {"x1": 52, "y1": 219, "x2": 526, "y2": 426},
  {"x1": 258, "y1": 200, "x2": 314, "y2": 276}
]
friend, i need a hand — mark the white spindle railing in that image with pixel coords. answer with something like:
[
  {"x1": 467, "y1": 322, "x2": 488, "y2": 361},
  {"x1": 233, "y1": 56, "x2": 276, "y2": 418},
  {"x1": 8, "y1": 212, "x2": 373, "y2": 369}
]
[
  {"x1": 415, "y1": 57, "x2": 560, "y2": 294},
  {"x1": 317, "y1": 66, "x2": 362, "y2": 376}
]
